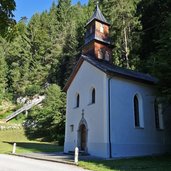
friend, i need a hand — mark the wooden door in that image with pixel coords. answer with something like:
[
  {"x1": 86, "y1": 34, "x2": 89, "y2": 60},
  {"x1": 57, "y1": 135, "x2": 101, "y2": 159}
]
[{"x1": 80, "y1": 124, "x2": 86, "y2": 151}]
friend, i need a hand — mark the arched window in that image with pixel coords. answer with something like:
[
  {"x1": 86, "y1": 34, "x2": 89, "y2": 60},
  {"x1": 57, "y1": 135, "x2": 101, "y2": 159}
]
[
  {"x1": 105, "y1": 51, "x2": 110, "y2": 61},
  {"x1": 134, "y1": 95, "x2": 140, "y2": 127},
  {"x1": 133, "y1": 94, "x2": 144, "y2": 128},
  {"x1": 98, "y1": 48, "x2": 107, "y2": 60},
  {"x1": 98, "y1": 49, "x2": 103, "y2": 59},
  {"x1": 154, "y1": 99, "x2": 160, "y2": 129},
  {"x1": 92, "y1": 88, "x2": 95, "y2": 104},
  {"x1": 76, "y1": 94, "x2": 80, "y2": 108},
  {"x1": 154, "y1": 99, "x2": 164, "y2": 129}
]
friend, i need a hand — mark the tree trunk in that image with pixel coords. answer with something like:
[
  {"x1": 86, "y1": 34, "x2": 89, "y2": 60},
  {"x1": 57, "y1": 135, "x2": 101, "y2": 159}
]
[{"x1": 123, "y1": 26, "x2": 129, "y2": 68}]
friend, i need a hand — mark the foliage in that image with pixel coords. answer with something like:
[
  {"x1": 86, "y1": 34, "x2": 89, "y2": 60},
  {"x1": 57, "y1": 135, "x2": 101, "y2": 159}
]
[
  {"x1": 0, "y1": 111, "x2": 13, "y2": 119},
  {"x1": 138, "y1": 0, "x2": 171, "y2": 102},
  {"x1": 101, "y1": 0, "x2": 142, "y2": 69},
  {"x1": 0, "y1": 0, "x2": 16, "y2": 35},
  {"x1": 25, "y1": 85, "x2": 41, "y2": 97},
  {"x1": 0, "y1": 38, "x2": 7, "y2": 102},
  {"x1": 6, "y1": 21, "x2": 32, "y2": 98},
  {"x1": 24, "y1": 84, "x2": 66, "y2": 142},
  {"x1": 147, "y1": 15, "x2": 171, "y2": 102}
]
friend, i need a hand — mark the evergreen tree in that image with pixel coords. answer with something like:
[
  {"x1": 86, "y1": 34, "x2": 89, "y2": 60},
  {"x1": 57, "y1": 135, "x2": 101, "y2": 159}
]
[
  {"x1": 139, "y1": 0, "x2": 171, "y2": 102},
  {"x1": 0, "y1": 0, "x2": 16, "y2": 35},
  {"x1": 48, "y1": 0, "x2": 86, "y2": 87},
  {"x1": 0, "y1": 38, "x2": 7, "y2": 102},
  {"x1": 28, "y1": 12, "x2": 52, "y2": 86},
  {"x1": 7, "y1": 21, "x2": 31, "y2": 98},
  {"x1": 101, "y1": 0, "x2": 141, "y2": 69},
  {"x1": 55, "y1": 2, "x2": 87, "y2": 87},
  {"x1": 86, "y1": 0, "x2": 96, "y2": 18},
  {"x1": 152, "y1": 15, "x2": 171, "y2": 102},
  {"x1": 25, "y1": 84, "x2": 66, "y2": 143},
  {"x1": 138, "y1": 0, "x2": 171, "y2": 70}
]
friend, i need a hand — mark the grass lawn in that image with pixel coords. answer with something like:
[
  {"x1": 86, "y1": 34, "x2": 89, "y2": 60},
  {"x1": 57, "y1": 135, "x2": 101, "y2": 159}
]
[
  {"x1": 79, "y1": 155, "x2": 171, "y2": 171},
  {"x1": 0, "y1": 129, "x2": 63, "y2": 154}
]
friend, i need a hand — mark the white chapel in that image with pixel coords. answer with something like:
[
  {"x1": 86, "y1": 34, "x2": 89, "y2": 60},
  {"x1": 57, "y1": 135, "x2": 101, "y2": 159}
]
[{"x1": 64, "y1": 4, "x2": 171, "y2": 158}]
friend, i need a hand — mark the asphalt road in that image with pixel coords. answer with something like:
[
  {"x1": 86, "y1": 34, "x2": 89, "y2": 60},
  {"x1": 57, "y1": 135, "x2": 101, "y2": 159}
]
[{"x1": 0, "y1": 154, "x2": 90, "y2": 171}]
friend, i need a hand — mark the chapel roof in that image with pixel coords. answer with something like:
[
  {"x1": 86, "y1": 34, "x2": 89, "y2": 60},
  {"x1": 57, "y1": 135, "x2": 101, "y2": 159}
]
[
  {"x1": 86, "y1": 4, "x2": 110, "y2": 27},
  {"x1": 63, "y1": 55, "x2": 158, "y2": 91}
]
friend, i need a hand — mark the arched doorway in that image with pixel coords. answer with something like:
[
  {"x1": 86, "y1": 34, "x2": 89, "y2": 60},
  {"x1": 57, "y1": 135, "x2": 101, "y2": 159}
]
[
  {"x1": 78, "y1": 111, "x2": 88, "y2": 152},
  {"x1": 79, "y1": 124, "x2": 87, "y2": 151}
]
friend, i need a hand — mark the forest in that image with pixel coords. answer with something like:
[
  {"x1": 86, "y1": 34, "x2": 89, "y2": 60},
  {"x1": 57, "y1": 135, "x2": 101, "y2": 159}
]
[{"x1": 0, "y1": 0, "x2": 171, "y2": 141}]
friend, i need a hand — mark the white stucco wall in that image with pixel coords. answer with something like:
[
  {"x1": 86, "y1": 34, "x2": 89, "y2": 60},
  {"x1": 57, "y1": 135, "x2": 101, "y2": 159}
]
[
  {"x1": 109, "y1": 77, "x2": 171, "y2": 157},
  {"x1": 64, "y1": 61, "x2": 109, "y2": 158},
  {"x1": 64, "y1": 61, "x2": 171, "y2": 158}
]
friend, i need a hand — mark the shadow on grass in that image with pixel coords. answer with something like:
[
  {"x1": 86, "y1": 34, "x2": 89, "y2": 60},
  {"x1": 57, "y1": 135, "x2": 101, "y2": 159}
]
[
  {"x1": 79, "y1": 155, "x2": 171, "y2": 171},
  {"x1": 3, "y1": 141, "x2": 63, "y2": 153}
]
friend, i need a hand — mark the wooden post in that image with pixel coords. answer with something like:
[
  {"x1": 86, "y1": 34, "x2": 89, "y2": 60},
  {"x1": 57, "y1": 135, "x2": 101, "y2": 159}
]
[
  {"x1": 74, "y1": 147, "x2": 79, "y2": 164},
  {"x1": 12, "y1": 143, "x2": 16, "y2": 154}
]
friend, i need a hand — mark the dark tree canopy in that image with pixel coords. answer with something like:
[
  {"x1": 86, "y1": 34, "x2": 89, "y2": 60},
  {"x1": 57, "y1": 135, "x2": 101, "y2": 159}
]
[
  {"x1": 0, "y1": 0, "x2": 16, "y2": 35},
  {"x1": 138, "y1": 0, "x2": 171, "y2": 102}
]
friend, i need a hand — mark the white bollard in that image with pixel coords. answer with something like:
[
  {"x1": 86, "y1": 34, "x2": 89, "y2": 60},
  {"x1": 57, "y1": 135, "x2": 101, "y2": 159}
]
[
  {"x1": 12, "y1": 143, "x2": 16, "y2": 154},
  {"x1": 74, "y1": 147, "x2": 79, "y2": 164}
]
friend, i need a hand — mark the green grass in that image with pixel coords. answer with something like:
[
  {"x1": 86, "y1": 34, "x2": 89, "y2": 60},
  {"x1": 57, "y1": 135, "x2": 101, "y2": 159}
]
[
  {"x1": 8, "y1": 114, "x2": 27, "y2": 124},
  {"x1": 0, "y1": 111, "x2": 12, "y2": 120},
  {"x1": 0, "y1": 129, "x2": 63, "y2": 154},
  {"x1": 79, "y1": 155, "x2": 171, "y2": 171},
  {"x1": 0, "y1": 111, "x2": 26, "y2": 124}
]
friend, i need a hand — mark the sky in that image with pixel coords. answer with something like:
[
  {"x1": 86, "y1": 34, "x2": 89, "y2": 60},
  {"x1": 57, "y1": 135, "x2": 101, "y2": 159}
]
[{"x1": 14, "y1": 0, "x2": 88, "y2": 22}]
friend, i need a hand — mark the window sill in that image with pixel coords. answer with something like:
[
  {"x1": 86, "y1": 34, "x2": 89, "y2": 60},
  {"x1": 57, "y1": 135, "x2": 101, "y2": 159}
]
[
  {"x1": 88, "y1": 103, "x2": 95, "y2": 106},
  {"x1": 134, "y1": 126, "x2": 144, "y2": 129},
  {"x1": 73, "y1": 107, "x2": 79, "y2": 109},
  {"x1": 156, "y1": 128, "x2": 164, "y2": 131}
]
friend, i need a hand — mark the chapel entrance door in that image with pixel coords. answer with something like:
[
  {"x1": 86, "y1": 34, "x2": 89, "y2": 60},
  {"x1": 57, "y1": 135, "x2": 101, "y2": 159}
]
[{"x1": 80, "y1": 124, "x2": 87, "y2": 151}]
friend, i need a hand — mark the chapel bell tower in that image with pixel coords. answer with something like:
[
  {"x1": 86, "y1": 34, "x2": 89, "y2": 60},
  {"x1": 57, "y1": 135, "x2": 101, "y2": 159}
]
[{"x1": 82, "y1": 4, "x2": 112, "y2": 62}]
